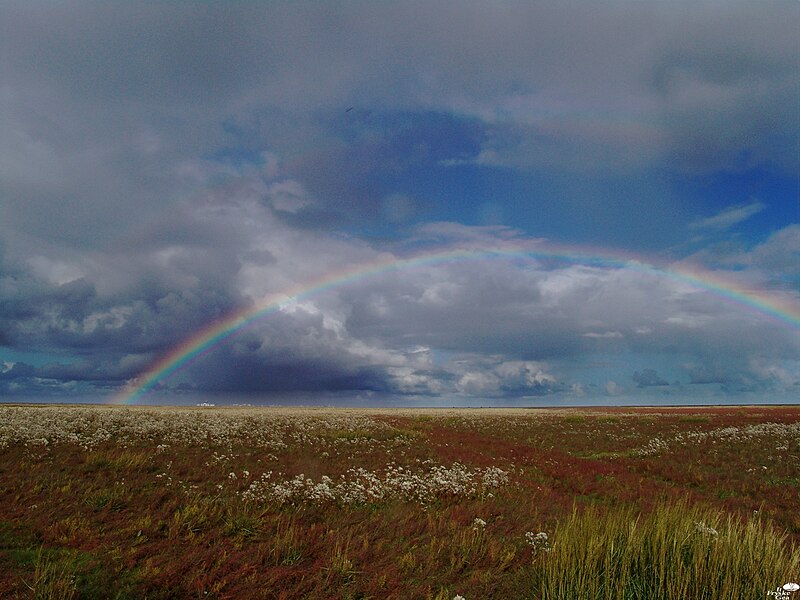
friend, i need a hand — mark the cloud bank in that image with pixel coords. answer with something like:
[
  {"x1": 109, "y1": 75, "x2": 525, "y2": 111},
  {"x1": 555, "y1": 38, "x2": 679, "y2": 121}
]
[
  {"x1": 2, "y1": 187, "x2": 797, "y2": 401},
  {"x1": 1, "y1": 1, "x2": 797, "y2": 403}
]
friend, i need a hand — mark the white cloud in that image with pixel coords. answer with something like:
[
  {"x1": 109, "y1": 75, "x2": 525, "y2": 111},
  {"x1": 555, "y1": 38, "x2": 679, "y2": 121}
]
[
  {"x1": 456, "y1": 371, "x2": 501, "y2": 396},
  {"x1": 750, "y1": 224, "x2": 800, "y2": 277},
  {"x1": 264, "y1": 180, "x2": 313, "y2": 214},
  {"x1": 583, "y1": 331, "x2": 624, "y2": 339},
  {"x1": 4, "y1": 206, "x2": 800, "y2": 398},
  {"x1": 3, "y1": 1, "x2": 795, "y2": 251},
  {"x1": 689, "y1": 201, "x2": 765, "y2": 231},
  {"x1": 747, "y1": 358, "x2": 798, "y2": 391}
]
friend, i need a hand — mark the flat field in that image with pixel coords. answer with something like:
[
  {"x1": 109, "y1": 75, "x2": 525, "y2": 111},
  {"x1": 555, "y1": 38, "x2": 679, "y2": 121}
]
[{"x1": 0, "y1": 404, "x2": 798, "y2": 599}]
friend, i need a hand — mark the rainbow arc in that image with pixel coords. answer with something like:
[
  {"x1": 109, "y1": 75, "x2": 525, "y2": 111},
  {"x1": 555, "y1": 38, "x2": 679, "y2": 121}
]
[{"x1": 113, "y1": 244, "x2": 800, "y2": 404}]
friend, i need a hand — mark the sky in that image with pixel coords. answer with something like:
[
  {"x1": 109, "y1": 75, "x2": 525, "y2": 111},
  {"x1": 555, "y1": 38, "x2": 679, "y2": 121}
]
[{"x1": 1, "y1": 1, "x2": 798, "y2": 406}]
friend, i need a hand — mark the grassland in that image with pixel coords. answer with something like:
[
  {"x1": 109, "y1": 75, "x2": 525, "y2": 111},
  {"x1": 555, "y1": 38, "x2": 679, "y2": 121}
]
[{"x1": 0, "y1": 404, "x2": 798, "y2": 599}]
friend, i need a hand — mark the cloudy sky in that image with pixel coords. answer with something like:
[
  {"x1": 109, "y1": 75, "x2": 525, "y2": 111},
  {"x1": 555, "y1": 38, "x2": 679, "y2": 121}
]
[{"x1": 1, "y1": 1, "x2": 798, "y2": 405}]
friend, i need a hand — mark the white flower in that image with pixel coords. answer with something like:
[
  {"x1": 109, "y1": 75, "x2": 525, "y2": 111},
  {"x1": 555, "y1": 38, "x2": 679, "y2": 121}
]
[
  {"x1": 526, "y1": 531, "x2": 551, "y2": 552},
  {"x1": 472, "y1": 517, "x2": 487, "y2": 530},
  {"x1": 694, "y1": 521, "x2": 719, "y2": 538}
]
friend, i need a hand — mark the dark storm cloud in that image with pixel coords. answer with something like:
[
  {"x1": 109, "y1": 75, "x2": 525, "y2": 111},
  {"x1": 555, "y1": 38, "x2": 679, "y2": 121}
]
[
  {"x1": 685, "y1": 360, "x2": 785, "y2": 395},
  {"x1": 1, "y1": 2, "x2": 798, "y2": 400},
  {"x1": 159, "y1": 306, "x2": 414, "y2": 395},
  {"x1": 185, "y1": 352, "x2": 395, "y2": 395},
  {"x1": 2, "y1": 206, "x2": 799, "y2": 398},
  {"x1": 0, "y1": 358, "x2": 144, "y2": 397},
  {"x1": 632, "y1": 369, "x2": 669, "y2": 388},
  {"x1": 0, "y1": 362, "x2": 36, "y2": 380},
  {"x1": 1, "y1": 274, "x2": 231, "y2": 358},
  {"x1": 0, "y1": 191, "x2": 259, "y2": 393},
  {"x1": 0, "y1": 242, "x2": 241, "y2": 356}
]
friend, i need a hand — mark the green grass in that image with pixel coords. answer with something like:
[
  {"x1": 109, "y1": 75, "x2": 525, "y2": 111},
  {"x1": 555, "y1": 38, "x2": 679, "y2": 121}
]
[
  {"x1": 564, "y1": 415, "x2": 587, "y2": 423},
  {"x1": 22, "y1": 546, "x2": 77, "y2": 600},
  {"x1": 168, "y1": 494, "x2": 226, "y2": 539},
  {"x1": 223, "y1": 507, "x2": 262, "y2": 540},
  {"x1": 679, "y1": 416, "x2": 712, "y2": 423},
  {"x1": 532, "y1": 499, "x2": 799, "y2": 599},
  {"x1": 268, "y1": 514, "x2": 306, "y2": 566},
  {"x1": 83, "y1": 486, "x2": 128, "y2": 512},
  {"x1": 8, "y1": 540, "x2": 141, "y2": 600}
]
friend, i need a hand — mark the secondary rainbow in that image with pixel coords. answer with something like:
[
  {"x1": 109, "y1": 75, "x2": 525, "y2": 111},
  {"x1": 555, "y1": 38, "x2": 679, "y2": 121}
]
[{"x1": 113, "y1": 244, "x2": 800, "y2": 404}]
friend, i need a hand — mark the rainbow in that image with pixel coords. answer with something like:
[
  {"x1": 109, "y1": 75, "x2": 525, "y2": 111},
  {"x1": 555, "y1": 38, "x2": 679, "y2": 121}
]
[{"x1": 112, "y1": 244, "x2": 800, "y2": 404}]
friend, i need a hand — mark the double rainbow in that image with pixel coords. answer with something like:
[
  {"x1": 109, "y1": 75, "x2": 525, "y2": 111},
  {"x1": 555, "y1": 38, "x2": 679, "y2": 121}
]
[{"x1": 113, "y1": 244, "x2": 800, "y2": 404}]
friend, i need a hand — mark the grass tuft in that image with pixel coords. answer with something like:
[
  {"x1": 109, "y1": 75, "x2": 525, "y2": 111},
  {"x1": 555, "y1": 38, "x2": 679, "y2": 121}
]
[
  {"x1": 22, "y1": 547, "x2": 77, "y2": 600},
  {"x1": 268, "y1": 515, "x2": 305, "y2": 566},
  {"x1": 83, "y1": 487, "x2": 128, "y2": 512},
  {"x1": 168, "y1": 494, "x2": 224, "y2": 539},
  {"x1": 533, "y1": 499, "x2": 799, "y2": 599},
  {"x1": 679, "y1": 416, "x2": 711, "y2": 423},
  {"x1": 326, "y1": 537, "x2": 358, "y2": 584},
  {"x1": 223, "y1": 508, "x2": 261, "y2": 540}
]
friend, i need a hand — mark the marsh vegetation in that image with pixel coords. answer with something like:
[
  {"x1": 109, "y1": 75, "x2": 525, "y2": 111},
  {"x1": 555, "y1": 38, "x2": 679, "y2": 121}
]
[{"x1": 1, "y1": 405, "x2": 798, "y2": 599}]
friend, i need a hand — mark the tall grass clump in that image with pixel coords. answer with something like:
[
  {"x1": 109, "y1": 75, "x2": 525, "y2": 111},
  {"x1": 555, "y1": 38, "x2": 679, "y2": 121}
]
[
  {"x1": 22, "y1": 547, "x2": 77, "y2": 600},
  {"x1": 534, "y1": 499, "x2": 799, "y2": 600}
]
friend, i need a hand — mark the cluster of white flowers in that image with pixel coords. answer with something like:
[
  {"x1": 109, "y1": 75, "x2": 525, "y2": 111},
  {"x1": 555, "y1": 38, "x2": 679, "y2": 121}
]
[
  {"x1": 525, "y1": 531, "x2": 551, "y2": 553},
  {"x1": 472, "y1": 517, "x2": 487, "y2": 530},
  {"x1": 694, "y1": 521, "x2": 719, "y2": 539},
  {"x1": 0, "y1": 406, "x2": 404, "y2": 454},
  {"x1": 241, "y1": 462, "x2": 509, "y2": 507},
  {"x1": 635, "y1": 436, "x2": 670, "y2": 457},
  {"x1": 0, "y1": 406, "x2": 291, "y2": 451},
  {"x1": 636, "y1": 421, "x2": 800, "y2": 457},
  {"x1": 689, "y1": 422, "x2": 800, "y2": 445}
]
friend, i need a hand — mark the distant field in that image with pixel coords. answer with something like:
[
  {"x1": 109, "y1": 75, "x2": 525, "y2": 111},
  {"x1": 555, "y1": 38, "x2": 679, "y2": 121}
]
[{"x1": 1, "y1": 405, "x2": 798, "y2": 599}]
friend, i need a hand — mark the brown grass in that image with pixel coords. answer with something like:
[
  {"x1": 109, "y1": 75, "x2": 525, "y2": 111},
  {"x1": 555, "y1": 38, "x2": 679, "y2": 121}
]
[{"x1": 0, "y1": 404, "x2": 798, "y2": 598}]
